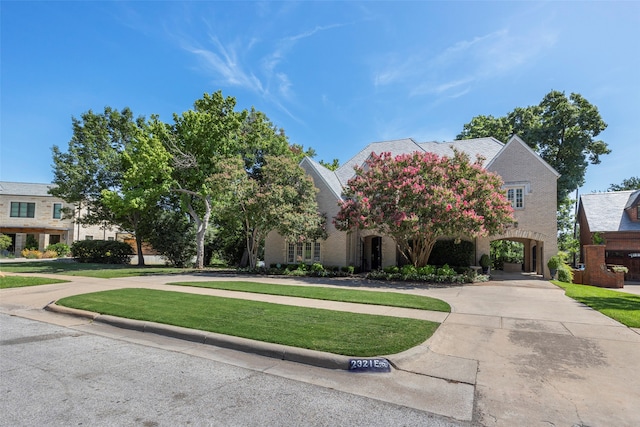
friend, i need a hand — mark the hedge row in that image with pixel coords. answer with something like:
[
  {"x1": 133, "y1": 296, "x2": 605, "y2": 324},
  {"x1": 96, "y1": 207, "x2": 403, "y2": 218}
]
[{"x1": 71, "y1": 240, "x2": 133, "y2": 264}]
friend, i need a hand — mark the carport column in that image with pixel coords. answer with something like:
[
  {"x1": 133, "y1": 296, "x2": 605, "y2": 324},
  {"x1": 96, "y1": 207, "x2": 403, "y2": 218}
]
[{"x1": 538, "y1": 242, "x2": 546, "y2": 278}]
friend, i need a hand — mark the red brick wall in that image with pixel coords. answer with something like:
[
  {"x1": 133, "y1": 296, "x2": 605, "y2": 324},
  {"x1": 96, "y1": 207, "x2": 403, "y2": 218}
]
[{"x1": 583, "y1": 245, "x2": 624, "y2": 288}]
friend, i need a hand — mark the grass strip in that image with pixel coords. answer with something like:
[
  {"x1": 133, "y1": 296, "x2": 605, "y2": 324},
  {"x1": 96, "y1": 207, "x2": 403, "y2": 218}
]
[
  {"x1": 0, "y1": 261, "x2": 191, "y2": 278},
  {"x1": 169, "y1": 280, "x2": 451, "y2": 312},
  {"x1": 57, "y1": 288, "x2": 439, "y2": 356},
  {"x1": 0, "y1": 276, "x2": 69, "y2": 289},
  {"x1": 553, "y1": 281, "x2": 640, "y2": 328}
]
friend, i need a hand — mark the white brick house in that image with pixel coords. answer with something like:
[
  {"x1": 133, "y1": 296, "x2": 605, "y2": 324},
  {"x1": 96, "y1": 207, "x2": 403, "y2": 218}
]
[
  {"x1": 0, "y1": 181, "x2": 119, "y2": 255},
  {"x1": 264, "y1": 135, "x2": 559, "y2": 278}
]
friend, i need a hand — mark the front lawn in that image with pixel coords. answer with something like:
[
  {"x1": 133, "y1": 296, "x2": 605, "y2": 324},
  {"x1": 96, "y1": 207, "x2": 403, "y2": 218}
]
[
  {"x1": 553, "y1": 281, "x2": 640, "y2": 328},
  {"x1": 0, "y1": 275, "x2": 69, "y2": 289},
  {"x1": 169, "y1": 280, "x2": 451, "y2": 312},
  {"x1": 0, "y1": 261, "x2": 192, "y2": 278},
  {"x1": 57, "y1": 288, "x2": 439, "y2": 356}
]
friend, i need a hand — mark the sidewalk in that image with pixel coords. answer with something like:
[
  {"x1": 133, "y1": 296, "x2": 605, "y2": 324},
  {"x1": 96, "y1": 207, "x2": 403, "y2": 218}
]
[{"x1": 2, "y1": 271, "x2": 639, "y2": 425}]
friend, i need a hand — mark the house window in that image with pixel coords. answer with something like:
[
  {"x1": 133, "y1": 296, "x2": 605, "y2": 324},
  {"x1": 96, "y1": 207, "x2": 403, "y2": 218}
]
[
  {"x1": 53, "y1": 203, "x2": 62, "y2": 219},
  {"x1": 85, "y1": 236, "x2": 94, "y2": 240},
  {"x1": 507, "y1": 188, "x2": 524, "y2": 209},
  {"x1": 10, "y1": 202, "x2": 35, "y2": 218},
  {"x1": 287, "y1": 241, "x2": 322, "y2": 263}
]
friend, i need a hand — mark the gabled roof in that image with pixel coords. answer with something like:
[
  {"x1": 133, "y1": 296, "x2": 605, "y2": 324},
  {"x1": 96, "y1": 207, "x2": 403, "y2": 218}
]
[
  {"x1": 580, "y1": 190, "x2": 640, "y2": 232},
  {"x1": 300, "y1": 157, "x2": 343, "y2": 200},
  {"x1": 334, "y1": 137, "x2": 505, "y2": 186},
  {"x1": 487, "y1": 135, "x2": 560, "y2": 177},
  {"x1": 0, "y1": 181, "x2": 57, "y2": 197},
  {"x1": 624, "y1": 189, "x2": 640, "y2": 210},
  {"x1": 335, "y1": 138, "x2": 424, "y2": 186}
]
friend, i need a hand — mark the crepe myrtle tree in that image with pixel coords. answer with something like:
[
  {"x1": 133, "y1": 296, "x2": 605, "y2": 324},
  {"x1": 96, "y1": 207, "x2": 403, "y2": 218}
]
[
  {"x1": 210, "y1": 154, "x2": 325, "y2": 269},
  {"x1": 334, "y1": 150, "x2": 515, "y2": 268}
]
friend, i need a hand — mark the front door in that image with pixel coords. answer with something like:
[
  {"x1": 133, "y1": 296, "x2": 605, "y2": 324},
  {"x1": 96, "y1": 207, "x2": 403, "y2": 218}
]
[{"x1": 371, "y1": 237, "x2": 382, "y2": 270}]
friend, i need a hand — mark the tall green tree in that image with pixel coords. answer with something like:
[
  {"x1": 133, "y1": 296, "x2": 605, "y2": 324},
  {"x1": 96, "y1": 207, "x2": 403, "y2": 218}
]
[
  {"x1": 160, "y1": 91, "x2": 247, "y2": 269},
  {"x1": 101, "y1": 117, "x2": 173, "y2": 265},
  {"x1": 608, "y1": 176, "x2": 640, "y2": 191},
  {"x1": 51, "y1": 107, "x2": 142, "y2": 242},
  {"x1": 457, "y1": 90, "x2": 610, "y2": 203}
]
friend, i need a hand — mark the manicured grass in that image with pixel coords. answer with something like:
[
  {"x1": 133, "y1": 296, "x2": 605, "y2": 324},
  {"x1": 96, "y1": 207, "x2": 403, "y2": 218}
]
[
  {"x1": 57, "y1": 288, "x2": 439, "y2": 356},
  {"x1": 0, "y1": 261, "x2": 192, "y2": 278},
  {"x1": 0, "y1": 275, "x2": 69, "y2": 289},
  {"x1": 553, "y1": 281, "x2": 640, "y2": 328},
  {"x1": 169, "y1": 280, "x2": 451, "y2": 312}
]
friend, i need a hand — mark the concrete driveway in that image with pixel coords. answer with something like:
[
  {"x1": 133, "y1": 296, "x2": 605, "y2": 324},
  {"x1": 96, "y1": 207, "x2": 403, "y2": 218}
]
[{"x1": 1, "y1": 269, "x2": 639, "y2": 425}]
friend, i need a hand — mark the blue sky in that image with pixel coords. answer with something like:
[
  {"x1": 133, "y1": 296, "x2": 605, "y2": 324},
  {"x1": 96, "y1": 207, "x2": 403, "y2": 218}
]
[{"x1": 2, "y1": 1, "x2": 638, "y2": 195}]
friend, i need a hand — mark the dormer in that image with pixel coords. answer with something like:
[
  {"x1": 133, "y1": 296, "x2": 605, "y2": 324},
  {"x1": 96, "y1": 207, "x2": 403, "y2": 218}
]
[{"x1": 624, "y1": 190, "x2": 640, "y2": 222}]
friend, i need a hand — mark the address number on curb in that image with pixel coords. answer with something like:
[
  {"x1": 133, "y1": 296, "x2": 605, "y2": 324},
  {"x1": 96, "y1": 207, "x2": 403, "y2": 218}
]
[{"x1": 348, "y1": 358, "x2": 391, "y2": 373}]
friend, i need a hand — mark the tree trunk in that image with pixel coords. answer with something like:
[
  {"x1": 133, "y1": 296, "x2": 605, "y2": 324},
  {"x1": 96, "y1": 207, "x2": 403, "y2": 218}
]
[
  {"x1": 135, "y1": 235, "x2": 145, "y2": 266},
  {"x1": 186, "y1": 195, "x2": 211, "y2": 270}
]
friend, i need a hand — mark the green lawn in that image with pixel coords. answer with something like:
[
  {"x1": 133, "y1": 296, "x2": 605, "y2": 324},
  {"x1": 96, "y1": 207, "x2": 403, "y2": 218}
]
[
  {"x1": 169, "y1": 280, "x2": 451, "y2": 312},
  {"x1": 0, "y1": 261, "x2": 192, "y2": 278},
  {"x1": 57, "y1": 288, "x2": 439, "y2": 356},
  {"x1": 553, "y1": 281, "x2": 640, "y2": 328},
  {"x1": 0, "y1": 275, "x2": 69, "y2": 289}
]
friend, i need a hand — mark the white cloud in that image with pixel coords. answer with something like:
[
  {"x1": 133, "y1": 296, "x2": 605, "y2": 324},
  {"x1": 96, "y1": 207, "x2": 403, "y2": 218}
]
[{"x1": 373, "y1": 25, "x2": 557, "y2": 100}]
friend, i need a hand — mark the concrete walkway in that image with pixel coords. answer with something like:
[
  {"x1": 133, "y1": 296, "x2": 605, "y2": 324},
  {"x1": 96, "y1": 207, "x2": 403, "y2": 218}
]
[{"x1": 1, "y1": 271, "x2": 639, "y2": 425}]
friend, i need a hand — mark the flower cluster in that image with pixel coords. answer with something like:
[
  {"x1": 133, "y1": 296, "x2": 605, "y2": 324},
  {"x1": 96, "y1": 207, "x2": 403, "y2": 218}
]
[{"x1": 335, "y1": 149, "x2": 515, "y2": 267}]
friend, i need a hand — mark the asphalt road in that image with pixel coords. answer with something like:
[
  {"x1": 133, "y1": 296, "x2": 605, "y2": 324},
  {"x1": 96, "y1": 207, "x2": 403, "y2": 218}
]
[{"x1": 0, "y1": 314, "x2": 465, "y2": 427}]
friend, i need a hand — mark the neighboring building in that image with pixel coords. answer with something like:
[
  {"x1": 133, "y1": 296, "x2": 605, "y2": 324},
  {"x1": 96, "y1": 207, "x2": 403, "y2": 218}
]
[
  {"x1": 264, "y1": 135, "x2": 560, "y2": 278},
  {"x1": 577, "y1": 190, "x2": 640, "y2": 281},
  {"x1": 0, "y1": 181, "x2": 118, "y2": 255}
]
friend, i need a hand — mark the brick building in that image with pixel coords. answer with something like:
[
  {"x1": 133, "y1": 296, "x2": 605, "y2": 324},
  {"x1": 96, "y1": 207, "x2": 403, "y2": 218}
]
[
  {"x1": 578, "y1": 190, "x2": 640, "y2": 281},
  {"x1": 264, "y1": 135, "x2": 560, "y2": 278}
]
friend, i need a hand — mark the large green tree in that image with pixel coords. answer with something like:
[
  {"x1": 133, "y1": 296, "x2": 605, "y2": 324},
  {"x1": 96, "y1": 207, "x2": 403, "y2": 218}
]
[
  {"x1": 159, "y1": 91, "x2": 246, "y2": 269},
  {"x1": 457, "y1": 90, "x2": 610, "y2": 203},
  {"x1": 51, "y1": 107, "x2": 144, "y2": 249},
  {"x1": 335, "y1": 150, "x2": 515, "y2": 267},
  {"x1": 101, "y1": 117, "x2": 173, "y2": 264}
]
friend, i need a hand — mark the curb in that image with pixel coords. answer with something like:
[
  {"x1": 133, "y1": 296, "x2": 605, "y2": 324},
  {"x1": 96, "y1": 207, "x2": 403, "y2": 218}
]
[{"x1": 45, "y1": 303, "x2": 381, "y2": 371}]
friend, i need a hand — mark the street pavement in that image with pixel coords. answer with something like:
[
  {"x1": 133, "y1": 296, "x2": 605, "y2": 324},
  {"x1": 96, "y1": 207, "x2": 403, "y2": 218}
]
[{"x1": 1, "y1": 269, "x2": 639, "y2": 426}]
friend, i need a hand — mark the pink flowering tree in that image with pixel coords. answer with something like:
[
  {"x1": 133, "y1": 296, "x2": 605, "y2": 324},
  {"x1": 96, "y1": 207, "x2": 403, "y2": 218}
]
[{"x1": 334, "y1": 150, "x2": 515, "y2": 267}]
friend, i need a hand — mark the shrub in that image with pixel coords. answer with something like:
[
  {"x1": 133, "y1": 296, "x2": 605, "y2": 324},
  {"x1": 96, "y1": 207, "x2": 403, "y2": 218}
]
[
  {"x1": 428, "y1": 239, "x2": 474, "y2": 267},
  {"x1": 42, "y1": 250, "x2": 58, "y2": 259},
  {"x1": 436, "y1": 264, "x2": 456, "y2": 276},
  {"x1": 557, "y1": 264, "x2": 574, "y2": 283},
  {"x1": 0, "y1": 233, "x2": 11, "y2": 251},
  {"x1": 310, "y1": 263, "x2": 325, "y2": 272},
  {"x1": 479, "y1": 254, "x2": 491, "y2": 268},
  {"x1": 384, "y1": 265, "x2": 399, "y2": 274},
  {"x1": 25, "y1": 235, "x2": 39, "y2": 250},
  {"x1": 418, "y1": 265, "x2": 435, "y2": 275},
  {"x1": 71, "y1": 240, "x2": 133, "y2": 264},
  {"x1": 341, "y1": 265, "x2": 355, "y2": 275},
  {"x1": 46, "y1": 242, "x2": 71, "y2": 257},
  {"x1": 401, "y1": 264, "x2": 417, "y2": 275},
  {"x1": 547, "y1": 255, "x2": 562, "y2": 271},
  {"x1": 21, "y1": 249, "x2": 43, "y2": 259}
]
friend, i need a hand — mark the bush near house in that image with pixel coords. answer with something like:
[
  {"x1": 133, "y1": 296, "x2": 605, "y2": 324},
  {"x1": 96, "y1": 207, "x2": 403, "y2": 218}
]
[
  {"x1": 71, "y1": 240, "x2": 133, "y2": 264},
  {"x1": 46, "y1": 243, "x2": 71, "y2": 257},
  {"x1": 427, "y1": 239, "x2": 474, "y2": 267}
]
